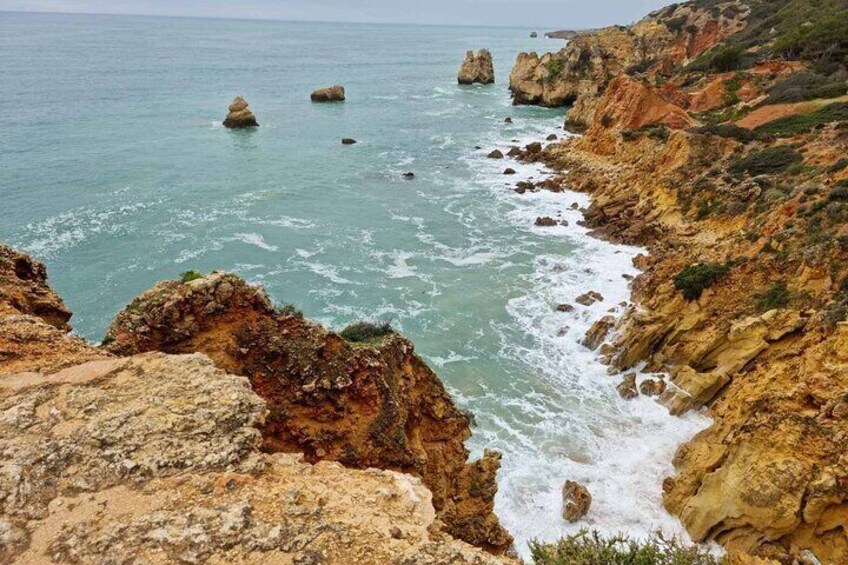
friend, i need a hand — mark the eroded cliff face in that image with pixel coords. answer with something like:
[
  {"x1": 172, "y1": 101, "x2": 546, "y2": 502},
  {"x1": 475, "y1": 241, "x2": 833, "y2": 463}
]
[
  {"x1": 0, "y1": 250, "x2": 514, "y2": 563},
  {"x1": 527, "y1": 47, "x2": 848, "y2": 560},
  {"x1": 103, "y1": 273, "x2": 512, "y2": 553},
  {"x1": 509, "y1": 1, "x2": 748, "y2": 123}
]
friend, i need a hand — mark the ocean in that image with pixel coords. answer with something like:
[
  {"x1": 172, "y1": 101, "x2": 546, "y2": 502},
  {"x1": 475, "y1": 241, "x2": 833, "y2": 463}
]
[{"x1": 0, "y1": 11, "x2": 709, "y2": 556}]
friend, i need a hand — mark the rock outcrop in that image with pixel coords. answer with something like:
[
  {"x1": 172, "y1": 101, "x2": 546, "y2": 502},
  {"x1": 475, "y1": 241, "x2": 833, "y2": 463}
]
[
  {"x1": 310, "y1": 85, "x2": 346, "y2": 102},
  {"x1": 104, "y1": 272, "x2": 513, "y2": 552},
  {"x1": 223, "y1": 96, "x2": 259, "y2": 128},
  {"x1": 561, "y1": 480, "x2": 592, "y2": 522},
  {"x1": 0, "y1": 248, "x2": 515, "y2": 564},
  {"x1": 458, "y1": 50, "x2": 495, "y2": 85}
]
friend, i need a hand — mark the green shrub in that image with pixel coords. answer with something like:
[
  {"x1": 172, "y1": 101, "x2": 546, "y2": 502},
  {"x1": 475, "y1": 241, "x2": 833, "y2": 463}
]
[
  {"x1": 754, "y1": 102, "x2": 848, "y2": 138},
  {"x1": 675, "y1": 263, "x2": 730, "y2": 300},
  {"x1": 690, "y1": 123, "x2": 755, "y2": 143},
  {"x1": 529, "y1": 529, "x2": 720, "y2": 565},
  {"x1": 754, "y1": 281, "x2": 792, "y2": 311},
  {"x1": 665, "y1": 15, "x2": 689, "y2": 33},
  {"x1": 339, "y1": 320, "x2": 394, "y2": 343},
  {"x1": 829, "y1": 186, "x2": 848, "y2": 201},
  {"x1": 729, "y1": 146, "x2": 803, "y2": 177},
  {"x1": 827, "y1": 158, "x2": 848, "y2": 173},
  {"x1": 277, "y1": 303, "x2": 303, "y2": 318},
  {"x1": 773, "y1": 11, "x2": 848, "y2": 64},
  {"x1": 180, "y1": 270, "x2": 203, "y2": 283},
  {"x1": 762, "y1": 71, "x2": 848, "y2": 105},
  {"x1": 546, "y1": 58, "x2": 565, "y2": 80},
  {"x1": 707, "y1": 43, "x2": 745, "y2": 72}
]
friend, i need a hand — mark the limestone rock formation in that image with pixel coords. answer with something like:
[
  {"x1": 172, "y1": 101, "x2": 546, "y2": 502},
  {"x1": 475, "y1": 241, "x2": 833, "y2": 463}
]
[
  {"x1": 0, "y1": 245, "x2": 71, "y2": 330},
  {"x1": 561, "y1": 480, "x2": 592, "y2": 522},
  {"x1": 311, "y1": 85, "x2": 345, "y2": 102},
  {"x1": 104, "y1": 272, "x2": 513, "y2": 552},
  {"x1": 458, "y1": 50, "x2": 495, "y2": 85},
  {"x1": 0, "y1": 352, "x2": 513, "y2": 564},
  {"x1": 223, "y1": 96, "x2": 259, "y2": 128}
]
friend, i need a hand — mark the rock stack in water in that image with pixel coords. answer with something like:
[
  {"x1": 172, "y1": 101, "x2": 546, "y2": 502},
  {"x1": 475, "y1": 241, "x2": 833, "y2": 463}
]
[
  {"x1": 311, "y1": 85, "x2": 345, "y2": 102},
  {"x1": 223, "y1": 96, "x2": 258, "y2": 128},
  {"x1": 458, "y1": 49, "x2": 495, "y2": 85}
]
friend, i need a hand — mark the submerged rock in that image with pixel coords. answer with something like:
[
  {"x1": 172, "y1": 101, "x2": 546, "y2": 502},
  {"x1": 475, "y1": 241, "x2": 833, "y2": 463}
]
[
  {"x1": 488, "y1": 149, "x2": 504, "y2": 159},
  {"x1": 402, "y1": 171, "x2": 416, "y2": 179},
  {"x1": 458, "y1": 49, "x2": 495, "y2": 85},
  {"x1": 561, "y1": 480, "x2": 592, "y2": 522},
  {"x1": 342, "y1": 138, "x2": 357, "y2": 145},
  {"x1": 223, "y1": 96, "x2": 258, "y2": 128},
  {"x1": 575, "y1": 291, "x2": 604, "y2": 306},
  {"x1": 311, "y1": 85, "x2": 345, "y2": 102}
]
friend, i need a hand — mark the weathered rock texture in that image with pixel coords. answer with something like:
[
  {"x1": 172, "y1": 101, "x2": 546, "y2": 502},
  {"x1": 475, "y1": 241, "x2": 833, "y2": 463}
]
[
  {"x1": 0, "y1": 249, "x2": 514, "y2": 564},
  {"x1": 458, "y1": 50, "x2": 495, "y2": 85},
  {"x1": 508, "y1": 1, "x2": 747, "y2": 119},
  {"x1": 310, "y1": 86, "x2": 345, "y2": 102},
  {"x1": 104, "y1": 273, "x2": 512, "y2": 552},
  {"x1": 223, "y1": 96, "x2": 258, "y2": 128}
]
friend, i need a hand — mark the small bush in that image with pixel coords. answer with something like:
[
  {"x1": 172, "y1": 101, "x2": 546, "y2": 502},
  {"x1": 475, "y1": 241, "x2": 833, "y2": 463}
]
[
  {"x1": 339, "y1": 320, "x2": 394, "y2": 343},
  {"x1": 529, "y1": 529, "x2": 720, "y2": 565},
  {"x1": 546, "y1": 58, "x2": 565, "y2": 80},
  {"x1": 277, "y1": 303, "x2": 303, "y2": 318},
  {"x1": 829, "y1": 186, "x2": 848, "y2": 201},
  {"x1": 773, "y1": 11, "x2": 848, "y2": 64},
  {"x1": 181, "y1": 270, "x2": 203, "y2": 283},
  {"x1": 729, "y1": 146, "x2": 803, "y2": 177},
  {"x1": 754, "y1": 281, "x2": 792, "y2": 311},
  {"x1": 762, "y1": 71, "x2": 848, "y2": 105},
  {"x1": 675, "y1": 263, "x2": 730, "y2": 301},
  {"x1": 708, "y1": 43, "x2": 745, "y2": 72},
  {"x1": 827, "y1": 158, "x2": 848, "y2": 173},
  {"x1": 754, "y1": 102, "x2": 848, "y2": 138},
  {"x1": 665, "y1": 15, "x2": 689, "y2": 33},
  {"x1": 691, "y1": 123, "x2": 755, "y2": 143}
]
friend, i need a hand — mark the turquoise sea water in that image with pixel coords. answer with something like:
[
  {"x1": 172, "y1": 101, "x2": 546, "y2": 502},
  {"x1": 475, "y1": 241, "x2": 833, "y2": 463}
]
[{"x1": 0, "y1": 12, "x2": 709, "y2": 554}]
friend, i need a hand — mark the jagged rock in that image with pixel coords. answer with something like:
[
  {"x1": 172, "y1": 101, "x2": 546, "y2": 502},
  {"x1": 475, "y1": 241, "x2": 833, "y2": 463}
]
[
  {"x1": 639, "y1": 377, "x2": 667, "y2": 397},
  {"x1": 342, "y1": 138, "x2": 357, "y2": 145},
  {"x1": 504, "y1": 117, "x2": 513, "y2": 124},
  {"x1": 458, "y1": 50, "x2": 495, "y2": 85},
  {"x1": 104, "y1": 273, "x2": 513, "y2": 552},
  {"x1": 535, "y1": 216, "x2": 557, "y2": 227},
  {"x1": 223, "y1": 96, "x2": 258, "y2": 128},
  {"x1": 546, "y1": 134, "x2": 558, "y2": 141},
  {"x1": 403, "y1": 172, "x2": 415, "y2": 179},
  {"x1": 0, "y1": 245, "x2": 71, "y2": 330},
  {"x1": 575, "y1": 291, "x2": 604, "y2": 306},
  {"x1": 507, "y1": 146, "x2": 522, "y2": 157},
  {"x1": 582, "y1": 315, "x2": 615, "y2": 350},
  {"x1": 616, "y1": 373, "x2": 638, "y2": 400},
  {"x1": 311, "y1": 85, "x2": 345, "y2": 102},
  {"x1": 525, "y1": 142, "x2": 542, "y2": 154},
  {"x1": 488, "y1": 149, "x2": 504, "y2": 159},
  {"x1": 561, "y1": 480, "x2": 592, "y2": 522},
  {"x1": 556, "y1": 304, "x2": 575, "y2": 313}
]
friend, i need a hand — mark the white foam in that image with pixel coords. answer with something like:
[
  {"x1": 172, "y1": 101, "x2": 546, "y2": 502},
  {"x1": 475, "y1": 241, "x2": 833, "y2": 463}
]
[{"x1": 232, "y1": 233, "x2": 278, "y2": 252}]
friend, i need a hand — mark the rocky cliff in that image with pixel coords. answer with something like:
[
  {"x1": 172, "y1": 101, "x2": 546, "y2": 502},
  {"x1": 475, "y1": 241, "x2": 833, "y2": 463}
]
[
  {"x1": 513, "y1": 0, "x2": 848, "y2": 562},
  {"x1": 0, "y1": 251, "x2": 514, "y2": 564},
  {"x1": 102, "y1": 272, "x2": 512, "y2": 553},
  {"x1": 458, "y1": 50, "x2": 495, "y2": 85}
]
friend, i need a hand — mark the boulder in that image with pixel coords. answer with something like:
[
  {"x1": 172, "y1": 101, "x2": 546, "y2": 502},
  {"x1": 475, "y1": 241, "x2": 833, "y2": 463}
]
[
  {"x1": 342, "y1": 138, "x2": 357, "y2": 145},
  {"x1": 617, "y1": 373, "x2": 639, "y2": 400},
  {"x1": 639, "y1": 377, "x2": 667, "y2": 397},
  {"x1": 504, "y1": 117, "x2": 513, "y2": 124},
  {"x1": 582, "y1": 315, "x2": 615, "y2": 350},
  {"x1": 575, "y1": 291, "x2": 604, "y2": 306},
  {"x1": 488, "y1": 149, "x2": 504, "y2": 159},
  {"x1": 507, "y1": 146, "x2": 522, "y2": 157},
  {"x1": 556, "y1": 304, "x2": 575, "y2": 313},
  {"x1": 458, "y1": 49, "x2": 495, "y2": 85},
  {"x1": 546, "y1": 134, "x2": 558, "y2": 141},
  {"x1": 535, "y1": 216, "x2": 557, "y2": 227},
  {"x1": 311, "y1": 85, "x2": 345, "y2": 102},
  {"x1": 561, "y1": 480, "x2": 592, "y2": 522},
  {"x1": 503, "y1": 168, "x2": 516, "y2": 175},
  {"x1": 402, "y1": 172, "x2": 415, "y2": 179},
  {"x1": 223, "y1": 96, "x2": 258, "y2": 128},
  {"x1": 530, "y1": 31, "x2": 538, "y2": 38}
]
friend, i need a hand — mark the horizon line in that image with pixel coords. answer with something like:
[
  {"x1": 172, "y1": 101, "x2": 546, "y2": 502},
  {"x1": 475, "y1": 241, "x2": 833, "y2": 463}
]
[{"x1": 0, "y1": 8, "x2": 574, "y2": 31}]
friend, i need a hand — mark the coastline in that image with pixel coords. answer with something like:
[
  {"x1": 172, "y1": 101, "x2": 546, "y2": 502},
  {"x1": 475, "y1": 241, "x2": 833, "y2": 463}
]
[{"x1": 469, "y1": 119, "x2": 712, "y2": 552}]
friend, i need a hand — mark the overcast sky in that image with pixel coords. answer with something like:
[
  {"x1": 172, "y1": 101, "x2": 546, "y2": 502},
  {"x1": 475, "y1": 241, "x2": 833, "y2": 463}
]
[{"x1": 0, "y1": 0, "x2": 674, "y2": 28}]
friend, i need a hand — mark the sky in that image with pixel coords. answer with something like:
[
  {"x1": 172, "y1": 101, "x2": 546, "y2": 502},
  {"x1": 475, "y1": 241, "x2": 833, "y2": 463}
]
[{"x1": 0, "y1": 0, "x2": 674, "y2": 28}]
